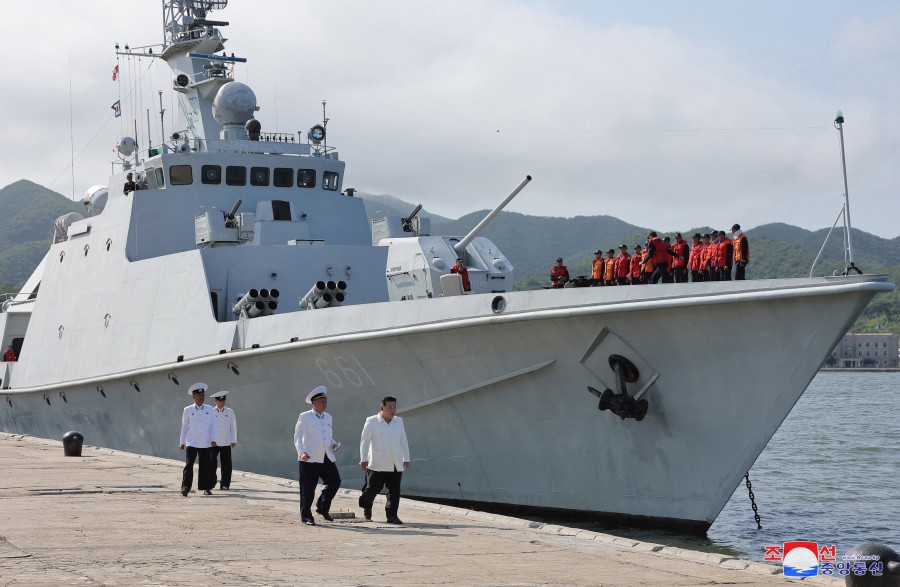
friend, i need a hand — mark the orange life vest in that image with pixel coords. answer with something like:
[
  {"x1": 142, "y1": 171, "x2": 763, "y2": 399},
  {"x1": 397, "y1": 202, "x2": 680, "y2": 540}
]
[
  {"x1": 604, "y1": 258, "x2": 616, "y2": 281},
  {"x1": 689, "y1": 242, "x2": 704, "y2": 271},
  {"x1": 450, "y1": 263, "x2": 470, "y2": 291},
  {"x1": 641, "y1": 250, "x2": 654, "y2": 273},
  {"x1": 733, "y1": 234, "x2": 749, "y2": 262},
  {"x1": 648, "y1": 237, "x2": 668, "y2": 264},
  {"x1": 671, "y1": 241, "x2": 688, "y2": 268},
  {"x1": 550, "y1": 264, "x2": 568, "y2": 287},
  {"x1": 591, "y1": 258, "x2": 604, "y2": 280},
  {"x1": 631, "y1": 254, "x2": 642, "y2": 279},
  {"x1": 716, "y1": 239, "x2": 730, "y2": 267},
  {"x1": 615, "y1": 252, "x2": 631, "y2": 278}
]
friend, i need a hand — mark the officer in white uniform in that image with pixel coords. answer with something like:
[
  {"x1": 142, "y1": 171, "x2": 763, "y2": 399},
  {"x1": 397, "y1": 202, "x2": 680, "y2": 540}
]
[
  {"x1": 179, "y1": 382, "x2": 217, "y2": 496},
  {"x1": 358, "y1": 395, "x2": 410, "y2": 524},
  {"x1": 293, "y1": 385, "x2": 341, "y2": 525},
  {"x1": 210, "y1": 390, "x2": 237, "y2": 490}
]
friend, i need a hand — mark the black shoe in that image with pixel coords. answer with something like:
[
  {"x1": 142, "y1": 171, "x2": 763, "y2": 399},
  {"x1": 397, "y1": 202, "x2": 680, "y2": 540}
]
[
  {"x1": 315, "y1": 509, "x2": 334, "y2": 522},
  {"x1": 181, "y1": 489, "x2": 188, "y2": 497},
  {"x1": 203, "y1": 489, "x2": 212, "y2": 495},
  {"x1": 220, "y1": 485, "x2": 229, "y2": 490},
  {"x1": 363, "y1": 507, "x2": 372, "y2": 521},
  {"x1": 302, "y1": 517, "x2": 316, "y2": 526},
  {"x1": 386, "y1": 516, "x2": 403, "y2": 525}
]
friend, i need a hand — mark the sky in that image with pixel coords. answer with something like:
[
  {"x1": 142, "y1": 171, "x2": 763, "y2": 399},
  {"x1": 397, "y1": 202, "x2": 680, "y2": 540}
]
[{"x1": 1, "y1": 0, "x2": 898, "y2": 237}]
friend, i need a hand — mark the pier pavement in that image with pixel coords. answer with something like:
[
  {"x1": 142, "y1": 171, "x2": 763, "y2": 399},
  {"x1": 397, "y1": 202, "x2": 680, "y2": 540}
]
[{"x1": 0, "y1": 433, "x2": 837, "y2": 586}]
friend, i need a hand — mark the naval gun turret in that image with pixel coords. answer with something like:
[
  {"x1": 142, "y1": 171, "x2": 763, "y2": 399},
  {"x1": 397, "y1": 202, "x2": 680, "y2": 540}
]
[{"x1": 378, "y1": 176, "x2": 531, "y2": 300}]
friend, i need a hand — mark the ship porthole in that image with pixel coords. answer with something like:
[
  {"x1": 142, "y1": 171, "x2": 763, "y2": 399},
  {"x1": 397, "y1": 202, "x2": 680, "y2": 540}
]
[
  {"x1": 106, "y1": 238, "x2": 112, "y2": 251},
  {"x1": 59, "y1": 251, "x2": 65, "y2": 262},
  {"x1": 104, "y1": 313, "x2": 111, "y2": 328},
  {"x1": 58, "y1": 325, "x2": 64, "y2": 339},
  {"x1": 491, "y1": 295, "x2": 506, "y2": 314},
  {"x1": 84, "y1": 244, "x2": 90, "y2": 256},
  {"x1": 44, "y1": 394, "x2": 51, "y2": 406},
  {"x1": 227, "y1": 361, "x2": 240, "y2": 376},
  {"x1": 97, "y1": 385, "x2": 106, "y2": 398},
  {"x1": 168, "y1": 373, "x2": 180, "y2": 386},
  {"x1": 60, "y1": 392, "x2": 67, "y2": 403},
  {"x1": 131, "y1": 380, "x2": 141, "y2": 393}
]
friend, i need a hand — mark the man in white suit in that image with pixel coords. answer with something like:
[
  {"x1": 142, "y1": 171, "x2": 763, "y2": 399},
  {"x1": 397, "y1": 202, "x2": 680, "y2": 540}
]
[
  {"x1": 359, "y1": 396, "x2": 410, "y2": 524},
  {"x1": 294, "y1": 386, "x2": 341, "y2": 526}
]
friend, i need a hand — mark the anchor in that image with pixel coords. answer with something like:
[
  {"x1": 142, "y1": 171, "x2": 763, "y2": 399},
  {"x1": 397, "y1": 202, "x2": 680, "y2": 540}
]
[{"x1": 588, "y1": 354, "x2": 649, "y2": 421}]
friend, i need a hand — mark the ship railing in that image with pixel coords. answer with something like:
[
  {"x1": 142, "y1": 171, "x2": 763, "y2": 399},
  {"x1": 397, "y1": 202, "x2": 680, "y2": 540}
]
[{"x1": 1, "y1": 293, "x2": 35, "y2": 313}]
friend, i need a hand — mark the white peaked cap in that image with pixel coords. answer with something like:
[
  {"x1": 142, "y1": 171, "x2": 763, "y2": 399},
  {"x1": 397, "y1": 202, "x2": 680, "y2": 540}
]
[
  {"x1": 305, "y1": 385, "x2": 328, "y2": 404},
  {"x1": 210, "y1": 390, "x2": 229, "y2": 399},
  {"x1": 187, "y1": 382, "x2": 208, "y2": 396}
]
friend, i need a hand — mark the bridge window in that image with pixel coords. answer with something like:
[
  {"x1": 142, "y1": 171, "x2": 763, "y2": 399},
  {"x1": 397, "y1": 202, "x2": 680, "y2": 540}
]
[
  {"x1": 201, "y1": 165, "x2": 222, "y2": 184},
  {"x1": 274, "y1": 167, "x2": 293, "y2": 187},
  {"x1": 170, "y1": 165, "x2": 193, "y2": 185},
  {"x1": 323, "y1": 171, "x2": 339, "y2": 191},
  {"x1": 298, "y1": 169, "x2": 316, "y2": 188},
  {"x1": 250, "y1": 167, "x2": 270, "y2": 186},
  {"x1": 153, "y1": 167, "x2": 166, "y2": 188},
  {"x1": 226, "y1": 166, "x2": 246, "y2": 186}
]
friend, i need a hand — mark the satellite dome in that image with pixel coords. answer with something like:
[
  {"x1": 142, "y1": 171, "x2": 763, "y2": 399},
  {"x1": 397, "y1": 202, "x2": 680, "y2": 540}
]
[
  {"x1": 117, "y1": 137, "x2": 136, "y2": 156},
  {"x1": 212, "y1": 81, "x2": 257, "y2": 125}
]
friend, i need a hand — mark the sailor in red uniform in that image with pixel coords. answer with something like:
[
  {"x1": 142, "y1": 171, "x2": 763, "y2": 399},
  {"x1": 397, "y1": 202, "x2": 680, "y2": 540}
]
[
  {"x1": 3, "y1": 345, "x2": 16, "y2": 362},
  {"x1": 450, "y1": 257, "x2": 471, "y2": 292},
  {"x1": 670, "y1": 232, "x2": 690, "y2": 284},
  {"x1": 550, "y1": 258, "x2": 569, "y2": 288}
]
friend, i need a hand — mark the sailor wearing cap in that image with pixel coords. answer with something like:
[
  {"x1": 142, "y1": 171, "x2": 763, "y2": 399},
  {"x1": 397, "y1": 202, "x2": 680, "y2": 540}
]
[
  {"x1": 179, "y1": 382, "x2": 217, "y2": 496},
  {"x1": 210, "y1": 391, "x2": 237, "y2": 490},
  {"x1": 123, "y1": 172, "x2": 137, "y2": 196},
  {"x1": 293, "y1": 386, "x2": 342, "y2": 525},
  {"x1": 550, "y1": 258, "x2": 569, "y2": 289}
]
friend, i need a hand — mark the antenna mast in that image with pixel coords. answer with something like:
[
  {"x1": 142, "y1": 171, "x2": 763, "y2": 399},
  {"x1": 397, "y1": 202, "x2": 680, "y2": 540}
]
[{"x1": 834, "y1": 111, "x2": 861, "y2": 275}]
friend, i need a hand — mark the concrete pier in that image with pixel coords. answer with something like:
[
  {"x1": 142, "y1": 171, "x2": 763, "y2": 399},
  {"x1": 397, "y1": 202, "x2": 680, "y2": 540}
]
[{"x1": 0, "y1": 433, "x2": 836, "y2": 585}]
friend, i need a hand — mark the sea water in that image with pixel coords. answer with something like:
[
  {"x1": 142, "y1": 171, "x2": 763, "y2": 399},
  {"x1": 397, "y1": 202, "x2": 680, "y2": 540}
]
[{"x1": 615, "y1": 371, "x2": 900, "y2": 560}]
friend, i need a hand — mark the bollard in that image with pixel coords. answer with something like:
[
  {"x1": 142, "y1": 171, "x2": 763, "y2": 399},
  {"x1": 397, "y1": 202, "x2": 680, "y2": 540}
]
[
  {"x1": 844, "y1": 543, "x2": 900, "y2": 586},
  {"x1": 61, "y1": 431, "x2": 84, "y2": 457}
]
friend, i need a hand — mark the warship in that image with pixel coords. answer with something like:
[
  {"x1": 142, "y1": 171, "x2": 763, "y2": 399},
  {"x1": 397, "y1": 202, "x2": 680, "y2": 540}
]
[{"x1": 0, "y1": 0, "x2": 893, "y2": 532}]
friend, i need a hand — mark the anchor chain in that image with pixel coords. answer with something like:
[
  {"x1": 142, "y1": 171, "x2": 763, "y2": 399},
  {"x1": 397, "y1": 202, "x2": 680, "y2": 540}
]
[{"x1": 744, "y1": 472, "x2": 762, "y2": 530}]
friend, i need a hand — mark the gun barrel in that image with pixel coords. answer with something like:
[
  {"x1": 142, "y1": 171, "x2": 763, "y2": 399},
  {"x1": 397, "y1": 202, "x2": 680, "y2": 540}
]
[{"x1": 453, "y1": 175, "x2": 531, "y2": 256}]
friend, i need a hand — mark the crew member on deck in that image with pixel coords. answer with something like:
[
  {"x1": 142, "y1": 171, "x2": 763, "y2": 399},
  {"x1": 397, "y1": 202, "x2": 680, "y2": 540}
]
[
  {"x1": 645, "y1": 232, "x2": 669, "y2": 284},
  {"x1": 550, "y1": 258, "x2": 569, "y2": 288},
  {"x1": 717, "y1": 230, "x2": 733, "y2": 281},
  {"x1": 670, "y1": 233, "x2": 689, "y2": 284},
  {"x1": 604, "y1": 249, "x2": 616, "y2": 286},
  {"x1": 732, "y1": 224, "x2": 750, "y2": 280},
  {"x1": 688, "y1": 233, "x2": 704, "y2": 282},
  {"x1": 450, "y1": 257, "x2": 471, "y2": 292},
  {"x1": 3, "y1": 345, "x2": 16, "y2": 362},
  {"x1": 614, "y1": 244, "x2": 631, "y2": 286},
  {"x1": 210, "y1": 390, "x2": 237, "y2": 491},
  {"x1": 590, "y1": 250, "x2": 604, "y2": 286},
  {"x1": 631, "y1": 245, "x2": 644, "y2": 285},
  {"x1": 123, "y1": 172, "x2": 137, "y2": 196}
]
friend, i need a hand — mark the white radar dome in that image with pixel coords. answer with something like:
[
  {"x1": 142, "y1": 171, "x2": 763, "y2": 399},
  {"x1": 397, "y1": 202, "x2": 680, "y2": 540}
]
[
  {"x1": 212, "y1": 81, "x2": 257, "y2": 125},
  {"x1": 117, "y1": 137, "x2": 136, "y2": 156}
]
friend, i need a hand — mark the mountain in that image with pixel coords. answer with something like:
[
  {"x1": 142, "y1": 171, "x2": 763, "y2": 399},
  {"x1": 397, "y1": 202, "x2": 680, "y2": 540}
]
[
  {"x1": 0, "y1": 181, "x2": 896, "y2": 334},
  {"x1": 0, "y1": 180, "x2": 83, "y2": 287}
]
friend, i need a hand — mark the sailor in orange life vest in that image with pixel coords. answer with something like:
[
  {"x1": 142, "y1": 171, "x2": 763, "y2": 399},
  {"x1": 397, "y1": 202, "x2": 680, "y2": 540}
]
[
  {"x1": 661, "y1": 237, "x2": 675, "y2": 283},
  {"x1": 688, "y1": 233, "x2": 704, "y2": 282},
  {"x1": 630, "y1": 244, "x2": 643, "y2": 285},
  {"x1": 614, "y1": 244, "x2": 631, "y2": 286},
  {"x1": 731, "y1": 223, "x2": 750, "y2": 280},
  {"x1": 450, "y1": 257, "x2": 471, "y2": 292},
  {"x1": 670, "y1": 232, "x2": 690, "y2": 284},
  {"x1": 603, "y1": 249, "x2": 617, "y2": 286},
  {"x1": 294, "y1": 385, "x2": 342, "y2": 526},
  {"x1": 550, "y1": 258, "x2": 569, "y2": 288},
  {"x1": 644, "y1": 232, "x2": 670, "y2": 284},
  {"x1": 590, "y1": 250, "x2": 604, "y2": 286},
  {"x1": 717, "y1": 230, "x2": 734, "y2": 281},
  {"x1": 699, "y1": 233, "x2": 713, "y2": 281},
  {"x1": 3, "y1": 345, "x2": 16, "y2": 362}
]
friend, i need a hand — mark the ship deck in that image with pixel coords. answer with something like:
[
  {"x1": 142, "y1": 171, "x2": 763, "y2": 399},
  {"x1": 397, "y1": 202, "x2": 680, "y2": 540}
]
[{"x1": 0, "y1": 433, "x2": 833, "y2": 585}]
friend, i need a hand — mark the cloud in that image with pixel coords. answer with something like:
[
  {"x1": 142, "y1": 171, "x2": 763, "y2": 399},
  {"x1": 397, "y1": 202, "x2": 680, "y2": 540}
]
[{"x1": 1, "y1": 0, "x2": 896, "y2": 237}]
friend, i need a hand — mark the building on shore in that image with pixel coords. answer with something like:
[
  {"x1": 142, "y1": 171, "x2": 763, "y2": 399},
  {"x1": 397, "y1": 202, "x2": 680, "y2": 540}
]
[{"x1": 827, "y1": 333, "x2": 899, "y2": 368}]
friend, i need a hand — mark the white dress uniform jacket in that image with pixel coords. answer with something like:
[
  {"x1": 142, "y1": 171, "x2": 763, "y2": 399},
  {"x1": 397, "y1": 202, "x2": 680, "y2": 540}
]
[
  {"x1": 180, "y1": 403, "x2": 216, "y2": 448},
  {"x1": 294, "y1": 410, "x2": 337, "y2": 463},
  {"x1": 213, "y1": 406, "x2": 237, "y2": 446},
  {"x1": 359, "y1": 414, "x2": 410, "y2": 472}
]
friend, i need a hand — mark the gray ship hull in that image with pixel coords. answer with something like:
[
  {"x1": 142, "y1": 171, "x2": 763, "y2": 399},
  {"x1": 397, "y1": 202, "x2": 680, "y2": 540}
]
[{"x1": 1, "y1": 276, "x2": 890, "y2": 531}]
